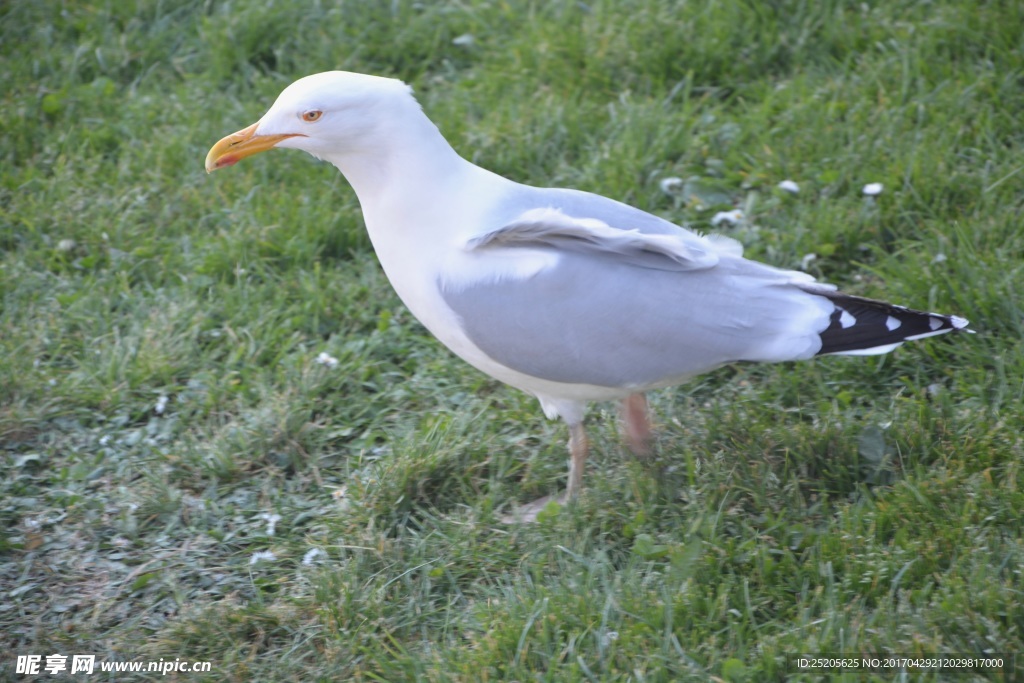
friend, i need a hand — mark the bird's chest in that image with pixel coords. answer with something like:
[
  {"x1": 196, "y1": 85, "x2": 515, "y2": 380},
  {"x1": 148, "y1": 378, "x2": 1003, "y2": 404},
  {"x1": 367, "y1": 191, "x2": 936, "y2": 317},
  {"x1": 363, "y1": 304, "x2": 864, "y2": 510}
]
[
  {"x1": 359, "y1": 195, "x2": 554, "y2": 381},
  {"x1": 361, "y1": 200, "x2": 482, "y2": 350}
]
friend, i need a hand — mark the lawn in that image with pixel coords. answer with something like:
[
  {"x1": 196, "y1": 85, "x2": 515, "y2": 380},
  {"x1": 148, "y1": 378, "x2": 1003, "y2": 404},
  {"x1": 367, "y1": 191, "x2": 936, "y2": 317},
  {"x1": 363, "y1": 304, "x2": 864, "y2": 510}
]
[{"x1": 2, "y1": 1, "x2": 1022, "y2": 681}]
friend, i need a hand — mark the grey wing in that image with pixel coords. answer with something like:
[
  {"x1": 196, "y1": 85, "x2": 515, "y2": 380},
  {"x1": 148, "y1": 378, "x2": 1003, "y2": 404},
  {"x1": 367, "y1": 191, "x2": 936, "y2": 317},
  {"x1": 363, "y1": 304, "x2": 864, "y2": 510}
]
[
  {"x1": 441, "y1": 249, "x2": 833, "y2": 389},
  {"x1": 466, "y1": 207, "x2": 725, "y2": 271},
  {"x1": 528, "y1": 186, "x2": 686, "y2": 236},
  {"x1": 499, "y1": 184, "x2": 745, "y2": 251}
]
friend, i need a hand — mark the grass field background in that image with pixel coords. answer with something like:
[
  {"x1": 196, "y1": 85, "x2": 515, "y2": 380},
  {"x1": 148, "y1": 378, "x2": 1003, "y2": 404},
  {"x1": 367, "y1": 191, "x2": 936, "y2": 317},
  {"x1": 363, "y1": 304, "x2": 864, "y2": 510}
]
[{"x1": 2, "y1": 1, "x2": 1022, "y2": 680}]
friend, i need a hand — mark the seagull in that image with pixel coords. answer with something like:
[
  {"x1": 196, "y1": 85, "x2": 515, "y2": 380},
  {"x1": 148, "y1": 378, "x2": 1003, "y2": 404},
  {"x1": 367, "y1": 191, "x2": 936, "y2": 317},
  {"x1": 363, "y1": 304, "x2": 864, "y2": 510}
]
[{"x1": 206, "y1": 71, "x2": 969, "y2": 521}]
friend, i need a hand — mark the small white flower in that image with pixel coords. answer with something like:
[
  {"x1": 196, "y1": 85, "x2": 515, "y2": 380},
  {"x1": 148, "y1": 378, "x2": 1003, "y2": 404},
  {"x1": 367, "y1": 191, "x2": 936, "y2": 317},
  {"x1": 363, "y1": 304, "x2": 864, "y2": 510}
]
[
  {"x1": 452, "y1": 33, "x2": 475, "y2": 47},
  {"x1": 800, "y1": 253, "x2": 818, "y2": 271},
  {"x1": 154, "y1": 395, "x2": 169, "y2": 415},
  {"x1": 862, "y1": 182, "x2": 884, "y2": 196},
  {"x1": 315, "y1": 352, "x2": 339, "y2": 368},
  {"x1": 249, "y1": 550, "x2": 276, "y2": 565},
  {"x1": 302, "y1": 548, "x2": 325, "y2": 566},
  {"x1": 260, "y1": 512, "x2": 282, "y2": 536},
  {"x1": 658, "y1": 176, "x2": 684, "y2": 194},
  {"x1": 931, "y1": 252, "x2": 948, "y2": 264},
  {"x1": 57, "y1": 238, "x2": 77, "y2": 252},
  {"x1": 710, "y1": 209, "x2": 744, "y2": 227},
  {"x1": 778, "y1": 179, "x2": 800, "y2": 194}
]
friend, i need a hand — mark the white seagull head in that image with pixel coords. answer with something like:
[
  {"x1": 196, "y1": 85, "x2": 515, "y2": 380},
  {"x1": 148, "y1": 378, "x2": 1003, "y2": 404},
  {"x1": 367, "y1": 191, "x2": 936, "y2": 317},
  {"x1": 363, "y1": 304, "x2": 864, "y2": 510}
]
[{"x1": 205, "y1": 71, "x2": 418, "y2": 173}]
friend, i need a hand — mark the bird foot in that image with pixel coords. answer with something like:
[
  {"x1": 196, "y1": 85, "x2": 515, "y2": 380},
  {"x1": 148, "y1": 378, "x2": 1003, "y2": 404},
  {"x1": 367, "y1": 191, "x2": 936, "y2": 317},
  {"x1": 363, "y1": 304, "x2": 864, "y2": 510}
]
[
  {"x1": 500, "y1": 421, "x2": 587, "y2": 523},
  {"x1": 499, "y1": 492, "x2": 568, "y2": 524}
]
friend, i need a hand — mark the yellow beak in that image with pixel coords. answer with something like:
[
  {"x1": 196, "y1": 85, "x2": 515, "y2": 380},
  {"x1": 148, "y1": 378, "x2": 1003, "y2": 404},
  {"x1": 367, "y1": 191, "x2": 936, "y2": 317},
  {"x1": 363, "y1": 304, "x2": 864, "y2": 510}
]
[{"x1": 204, "y1": 122, "x2": 304, "y2": 173}]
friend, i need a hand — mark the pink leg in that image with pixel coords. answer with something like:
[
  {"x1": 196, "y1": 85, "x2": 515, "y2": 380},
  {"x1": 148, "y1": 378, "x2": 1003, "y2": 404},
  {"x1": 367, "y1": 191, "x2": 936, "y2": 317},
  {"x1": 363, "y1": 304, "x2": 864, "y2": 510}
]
[
  {"x1": 566, "y1": 421, "x2": 589, "y2": 500},
  {"x1": 621, "y1": 392, "x2": 652, "y2": 457},
  {"x1": 500, "y1": 421, "x2": 588, "y2": 524}
]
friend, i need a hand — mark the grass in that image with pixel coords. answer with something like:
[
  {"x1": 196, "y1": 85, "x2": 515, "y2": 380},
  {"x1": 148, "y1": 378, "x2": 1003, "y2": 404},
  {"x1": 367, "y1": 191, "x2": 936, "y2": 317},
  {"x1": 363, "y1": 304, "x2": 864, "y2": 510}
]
[{"x1": 2, "y1": 0, "x2": 1022, "y2": 680}]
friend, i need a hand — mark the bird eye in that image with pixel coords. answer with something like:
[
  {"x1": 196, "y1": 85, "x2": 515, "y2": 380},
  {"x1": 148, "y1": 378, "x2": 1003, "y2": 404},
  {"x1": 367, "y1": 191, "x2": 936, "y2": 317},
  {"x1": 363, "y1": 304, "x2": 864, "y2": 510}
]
[{"x1": 301, "y1": 110, "x2": 323, "y2": 122}]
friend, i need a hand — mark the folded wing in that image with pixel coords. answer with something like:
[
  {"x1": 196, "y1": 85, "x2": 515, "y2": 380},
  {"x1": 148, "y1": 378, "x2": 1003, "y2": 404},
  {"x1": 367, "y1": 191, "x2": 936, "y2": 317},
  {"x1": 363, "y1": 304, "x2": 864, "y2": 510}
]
[{"x1": 442, "y1": 205, "x2": 835, "y2": 389}]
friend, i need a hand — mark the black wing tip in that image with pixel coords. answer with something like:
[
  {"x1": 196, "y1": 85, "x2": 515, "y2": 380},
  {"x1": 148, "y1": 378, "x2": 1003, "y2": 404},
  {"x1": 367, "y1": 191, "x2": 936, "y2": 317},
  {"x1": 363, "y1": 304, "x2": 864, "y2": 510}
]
[{"x1": 814, "y1": 292, "x2": 970, "y2": 357}]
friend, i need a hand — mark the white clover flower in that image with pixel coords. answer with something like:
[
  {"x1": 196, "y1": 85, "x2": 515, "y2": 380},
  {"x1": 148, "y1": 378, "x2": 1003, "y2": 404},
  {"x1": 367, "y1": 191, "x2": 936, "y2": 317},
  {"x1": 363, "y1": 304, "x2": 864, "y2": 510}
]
[
  {"x1": 302, "y1": 548, "x2": 325, "y2": 565},
  {"x1": 249, "y1": 550, "x2": 276, "y2": 565},
  {"x1": 862, "y1": 182, "x2": 884, "y2": 196},
  {"x1": 315, "y1": 352, "x2": 339, "y2": 368},
  {"x1": 260, "y1": 512, "x2": 282, "y2": 536},
  {"x1": 710, "y1": 209, "x2": 744, "y2": 227},
  {"x1": 778, "y1": 179, "x2": 800, "y2": 194},
  {"x1": 658, "y1": 176, "x2": 684, "y2": 194},
  {"x1": 154, "y1": 395, "x2": 169, "y2": 415}
]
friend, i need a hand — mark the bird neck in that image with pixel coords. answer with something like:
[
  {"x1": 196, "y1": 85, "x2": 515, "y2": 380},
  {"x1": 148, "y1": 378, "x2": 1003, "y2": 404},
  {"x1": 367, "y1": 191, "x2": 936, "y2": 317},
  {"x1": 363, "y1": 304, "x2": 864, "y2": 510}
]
[{"x1": 324, "y1": 107, "x2": 469, "y2": 209}]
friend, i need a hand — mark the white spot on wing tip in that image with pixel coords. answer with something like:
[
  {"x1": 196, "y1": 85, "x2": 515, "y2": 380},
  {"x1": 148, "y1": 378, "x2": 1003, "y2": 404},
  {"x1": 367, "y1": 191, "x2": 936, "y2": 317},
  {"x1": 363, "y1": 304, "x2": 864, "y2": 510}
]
[
  {"x1": 903, "y1": 314, "x2": 969, "y2": 339},
  {"x1": 839, "y1": 309, "x2": 856, "y2": 329},
  {"x1": 885, "y1": 315, "x2": 901, "y2": 332}
]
